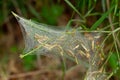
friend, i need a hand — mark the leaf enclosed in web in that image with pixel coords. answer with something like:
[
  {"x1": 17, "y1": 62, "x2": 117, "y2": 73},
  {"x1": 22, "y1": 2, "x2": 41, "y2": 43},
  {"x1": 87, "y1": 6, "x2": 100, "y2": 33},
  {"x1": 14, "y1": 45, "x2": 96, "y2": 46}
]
[
  {"x1": 12, "y1": 12, "x2": 102, "y2": 66},
  {"x1": 12, "y1": 12, "x2": 108, "y2": 79}
]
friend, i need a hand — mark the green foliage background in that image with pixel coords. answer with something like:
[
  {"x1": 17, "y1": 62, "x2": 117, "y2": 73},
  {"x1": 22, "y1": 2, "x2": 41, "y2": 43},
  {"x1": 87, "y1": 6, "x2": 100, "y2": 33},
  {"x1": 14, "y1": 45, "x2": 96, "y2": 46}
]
[{"x1": 0, "y1": 0, "x2": 120, "y2": 80}]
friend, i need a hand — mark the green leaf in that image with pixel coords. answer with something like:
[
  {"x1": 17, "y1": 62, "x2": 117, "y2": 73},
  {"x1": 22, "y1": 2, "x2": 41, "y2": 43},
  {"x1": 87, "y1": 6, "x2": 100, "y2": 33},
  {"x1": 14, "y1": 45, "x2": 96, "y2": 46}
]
[
  {"x1": 28, "y1": 5, "x2": 41, "y2": 20},
  {"x1": 23, "y1": 55, "x2": 36, "y2": 71},
  {"x1": 108, "y1": 52, "x2": 118, "y2": 71},
  {"x1": 90, "y1": 6, "x2": 114, "y2": 30},
  {"x1": 41, "y1": 5, "x2": 63, "y2": 25},
  {"x1": 65, "y1": 0, "x2": 83, "y2": 19}
]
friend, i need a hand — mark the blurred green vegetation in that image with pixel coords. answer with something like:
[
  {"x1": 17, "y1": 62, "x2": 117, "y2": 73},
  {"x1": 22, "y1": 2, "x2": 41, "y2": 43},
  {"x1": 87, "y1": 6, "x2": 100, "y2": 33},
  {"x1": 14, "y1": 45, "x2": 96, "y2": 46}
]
[
  {"x1": 0, "y1": 0, "x2": 120, "y2": 80},
  {"x1": 0, "y1": 0, "x2": 64, "y2": 26},
  {"x1": 41, "y1": 4, "x2": 64, "y2": 25},
  {"x1": 22, "y1": 55, "x2": 36, "y2": 71}
]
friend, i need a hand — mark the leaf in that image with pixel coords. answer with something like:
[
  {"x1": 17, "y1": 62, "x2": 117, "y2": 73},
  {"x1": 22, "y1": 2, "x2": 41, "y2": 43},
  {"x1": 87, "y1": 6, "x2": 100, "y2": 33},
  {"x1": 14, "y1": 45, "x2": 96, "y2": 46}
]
[
  {"x1": 41, "y1": 5, "x2": 63, "y2": 25},
  {"x1": 23, "y1": 55, "x2": 36, "y2": 71},
  {"x1": 65, "y1": 0, "x2": 83, "y2": 19},
  {"x1": 108, "y1": 52, "x2": 118, "y2": 71},
  {"x1": 90, "y1": 6, "x2": 114, "y2": 30}
]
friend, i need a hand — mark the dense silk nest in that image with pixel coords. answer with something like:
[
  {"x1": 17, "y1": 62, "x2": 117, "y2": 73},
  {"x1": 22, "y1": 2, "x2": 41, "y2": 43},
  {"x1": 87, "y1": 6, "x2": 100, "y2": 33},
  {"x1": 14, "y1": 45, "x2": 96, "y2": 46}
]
[{"x1": 12, "y1": 12, "x2": 107, "y2": 80}]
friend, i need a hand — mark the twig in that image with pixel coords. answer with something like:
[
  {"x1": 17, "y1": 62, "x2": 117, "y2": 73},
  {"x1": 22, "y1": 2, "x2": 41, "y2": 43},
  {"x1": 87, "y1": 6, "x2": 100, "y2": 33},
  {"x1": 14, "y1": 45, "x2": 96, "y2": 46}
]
[
  {"x1": 7, "y1": 69, "x2": 60, "y2": 79},
  {"x1": 106, "y1": 0, "x2": 120, "y2": 49},
  {"x1": 36, "y1": 54, "x2": 41, "y2": 69}
]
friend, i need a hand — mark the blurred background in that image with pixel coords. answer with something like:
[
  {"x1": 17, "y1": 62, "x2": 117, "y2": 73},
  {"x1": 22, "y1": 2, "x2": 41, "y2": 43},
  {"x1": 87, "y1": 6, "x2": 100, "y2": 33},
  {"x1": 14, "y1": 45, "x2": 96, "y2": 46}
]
[{"x1": 0, "y1": 0, "x2": 120, "y2": 80}]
